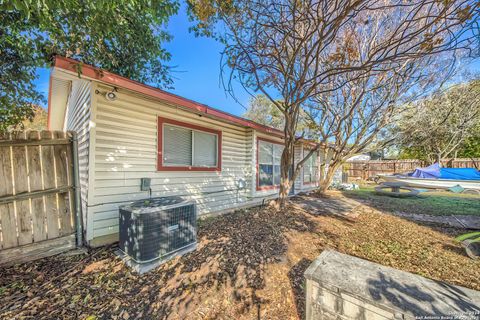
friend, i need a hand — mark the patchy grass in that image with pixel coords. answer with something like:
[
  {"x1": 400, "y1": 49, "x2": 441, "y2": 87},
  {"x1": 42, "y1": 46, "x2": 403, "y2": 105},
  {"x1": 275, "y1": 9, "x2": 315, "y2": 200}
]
[
  {"x1": 342, "y1": 187, "x2": 480, "y2": 216},
  {"x1": 317, "y1": 209, "x2": 479, "y2": 285},
  {"x1": 1, "y1": 194, "x2": 479, "y2": 319}
]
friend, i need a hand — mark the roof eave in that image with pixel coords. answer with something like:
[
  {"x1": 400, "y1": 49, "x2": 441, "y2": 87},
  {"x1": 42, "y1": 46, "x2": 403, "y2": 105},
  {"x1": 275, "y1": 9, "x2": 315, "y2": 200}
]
[{"x1": 52, "y1": 56, "x2": 285, "y2": 137}]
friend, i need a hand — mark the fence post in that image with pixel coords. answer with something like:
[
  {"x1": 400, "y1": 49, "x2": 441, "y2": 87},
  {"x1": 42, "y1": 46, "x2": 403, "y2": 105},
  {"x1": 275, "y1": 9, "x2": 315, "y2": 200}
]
[{"x1": 70, "y1": 132, "x2": 83, "y2": 247}]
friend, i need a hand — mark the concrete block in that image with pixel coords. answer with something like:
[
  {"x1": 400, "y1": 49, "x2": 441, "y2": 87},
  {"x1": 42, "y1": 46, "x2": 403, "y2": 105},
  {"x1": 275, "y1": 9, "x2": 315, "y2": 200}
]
[
  {"x1": 304, "y1": 250, "x2": 480, "y2": 320},
  {"x1": 343, "y1": 297, "x2": 362, "y2": 318}
]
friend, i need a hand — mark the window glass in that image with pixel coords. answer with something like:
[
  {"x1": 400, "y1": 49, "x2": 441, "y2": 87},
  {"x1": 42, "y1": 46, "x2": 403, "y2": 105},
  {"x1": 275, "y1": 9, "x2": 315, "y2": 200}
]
[
  {"x1": 259, "y1": 141, "x2": 273, "y2": 164},
  {"x1": 163, "y1": 124, "x2": 217, "y2": 168},
  {"x1": 303, "y1": 151, "x2": 318, "y2": 183},
  {"x1": 193, "y1": 131, "x2": 217, "y2": 167},
  {"x1": 259, "y1": 164, "x2": 273, "y2": 186},
  {"x1": 273, "y1": 144, "x2": 282, "y2": 163},
  {"x1": 258, "y1": 140, "x2": 283, "y2": 187},
  {"x1": 273, "y1": 164, "x2": 281, "y2": 185},
  {"x1": 274, "y1": 145, "x2": 285, "y2": 185},
  {"x1": 164, "y1": 125, "x2": 192, "y2": 166}
]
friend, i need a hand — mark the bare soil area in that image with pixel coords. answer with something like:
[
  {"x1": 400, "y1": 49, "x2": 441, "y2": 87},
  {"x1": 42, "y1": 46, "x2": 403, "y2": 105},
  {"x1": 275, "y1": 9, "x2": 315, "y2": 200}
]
[{"x1": 1, "y1": 192, "x2": 479, "y2": 319}]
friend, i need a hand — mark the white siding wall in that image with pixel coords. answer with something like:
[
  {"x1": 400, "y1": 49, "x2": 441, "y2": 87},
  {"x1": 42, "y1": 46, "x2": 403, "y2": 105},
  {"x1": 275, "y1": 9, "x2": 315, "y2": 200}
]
[
  {"x1": 64, "y1": 79, "x2": 92, "y2": 232},
  {"x1": 49, "y1": 77, "x2": 71, "y2": 130},
  {"x1": 89, "y1": 84, "x2": 255, "y2": 240},
  {"x1": 299, "y1": 146, "x2": 320, "y2": 192},
  {"x1": 60, "y1": 81, "x2": 320, "y2": 244},
  {"x1": 293, "y1": 143, "x2": 302, "y2": 192}
]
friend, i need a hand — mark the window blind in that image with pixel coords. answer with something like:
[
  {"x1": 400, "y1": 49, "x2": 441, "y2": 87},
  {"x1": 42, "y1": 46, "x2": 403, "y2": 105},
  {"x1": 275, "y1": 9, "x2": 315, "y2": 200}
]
[
  {"x1": 193, "y1": 131, "x2": 217, "y2": 167},
  {"x1": 163, "y1": 125, "x2": 192, "y2": 166},
  {"x1": 163, "y1": 124, "x2": 217, "y2": 168}
]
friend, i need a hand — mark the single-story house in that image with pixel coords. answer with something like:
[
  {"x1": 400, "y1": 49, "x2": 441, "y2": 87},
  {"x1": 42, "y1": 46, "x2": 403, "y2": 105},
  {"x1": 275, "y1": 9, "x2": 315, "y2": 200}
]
[{"x1": 48, "y1": 56, "x2": 324, "y2": 247}]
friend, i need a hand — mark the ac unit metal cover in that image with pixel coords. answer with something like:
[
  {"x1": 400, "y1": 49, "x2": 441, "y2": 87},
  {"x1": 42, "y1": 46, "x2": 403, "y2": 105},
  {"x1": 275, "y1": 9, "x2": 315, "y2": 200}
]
[{"x1": 119, "y1": 196, "x2": 197, "y2": 263}]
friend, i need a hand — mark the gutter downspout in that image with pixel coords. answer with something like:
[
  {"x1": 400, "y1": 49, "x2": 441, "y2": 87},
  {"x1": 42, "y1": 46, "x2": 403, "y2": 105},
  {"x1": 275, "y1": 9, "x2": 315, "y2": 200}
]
[{"x1": 70, "y1": 131, "x2": 84, "y2": 246}]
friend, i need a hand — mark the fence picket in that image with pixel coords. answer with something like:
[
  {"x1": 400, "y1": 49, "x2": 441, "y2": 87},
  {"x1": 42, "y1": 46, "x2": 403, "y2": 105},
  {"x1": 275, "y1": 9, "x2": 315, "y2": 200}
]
[
  {"x1": 0, "y1": 130, "x2": 77, "y2": 255},
  {"x1": 54, "y1": 131, "x2": 74, "y2": 236},
  {"x1": 346, "y1": 159, "x2": 480, "y2": 179},
  {"x1": 27, "y1": 131, "x2": 47, "y2": 242},
  {"x1": 40, "y1": 131, "x2": 60, "y2": 239},
  {"x1": 12, "y1": 132, "x2": 32, "y2": 246},
  {"x1": 0, "y1": 142, "x2": 17, "y2": 249}
]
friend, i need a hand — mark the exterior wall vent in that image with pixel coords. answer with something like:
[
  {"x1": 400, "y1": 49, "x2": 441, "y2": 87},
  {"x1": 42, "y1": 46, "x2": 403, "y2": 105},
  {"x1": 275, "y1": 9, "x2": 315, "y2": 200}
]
[{"x1": 118, "y1": 196, "x2": 197, "y2": 273}]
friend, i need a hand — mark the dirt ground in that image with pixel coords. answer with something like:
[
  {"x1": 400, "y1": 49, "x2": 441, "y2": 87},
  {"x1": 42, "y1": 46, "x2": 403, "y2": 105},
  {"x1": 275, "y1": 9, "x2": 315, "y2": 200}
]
[{"x1": 1, "y1": 192, "x2": 479, "y2": 320}]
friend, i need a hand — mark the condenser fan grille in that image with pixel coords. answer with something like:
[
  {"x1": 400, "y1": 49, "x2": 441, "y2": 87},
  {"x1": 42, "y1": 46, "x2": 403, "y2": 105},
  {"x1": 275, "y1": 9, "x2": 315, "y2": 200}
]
[{"x1": 119, "y1": 197, "x2": 197, "y2": 263}]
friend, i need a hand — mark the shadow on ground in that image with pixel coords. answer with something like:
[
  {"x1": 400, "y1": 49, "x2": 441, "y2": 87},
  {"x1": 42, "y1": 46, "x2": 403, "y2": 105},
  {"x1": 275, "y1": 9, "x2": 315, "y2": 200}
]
[
  {"x1": 368, "y1": 272, "x2": 480, "y2": 316},
  {"x1": 341, "y1": 189, "x2": 480, "y2": 236},
  {"x1": 292, "y1": 193, "x2": 360, "y2": 218},
  {"x1": 288, "y1": 258, "x2": 313, "y2": 319},
  {"x1": 0, "y1": 205, "x2": 317, "y2": 319},
  {"x1": 2, "y1": 193, "x2": 479, "y2": 319}
]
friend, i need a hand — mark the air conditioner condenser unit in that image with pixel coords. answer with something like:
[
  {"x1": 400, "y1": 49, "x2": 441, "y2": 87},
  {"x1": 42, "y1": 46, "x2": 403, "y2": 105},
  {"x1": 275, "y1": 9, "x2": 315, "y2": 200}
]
[{"x1": 117, "y1": 196, "x2": 197, "y2": 274}]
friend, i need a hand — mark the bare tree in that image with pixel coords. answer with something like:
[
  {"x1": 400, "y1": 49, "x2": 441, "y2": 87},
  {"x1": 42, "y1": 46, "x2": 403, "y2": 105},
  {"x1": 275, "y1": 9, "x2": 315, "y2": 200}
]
[
  {"x1": 307, "y1": 62, "x2": 442, "y2": 190},
  {"x1": 393, "y1": 80, "x2": 480, "y2": 164},
  {"x1": 189, "y1": 0, "x2": 480, "y2": 206}
]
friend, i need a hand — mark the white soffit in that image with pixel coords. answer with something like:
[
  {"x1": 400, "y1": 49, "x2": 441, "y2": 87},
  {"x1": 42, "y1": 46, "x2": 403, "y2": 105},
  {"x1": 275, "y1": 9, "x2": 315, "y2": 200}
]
[{"x1": 48, "y1": 73, "x2": 71, "y2": 130}]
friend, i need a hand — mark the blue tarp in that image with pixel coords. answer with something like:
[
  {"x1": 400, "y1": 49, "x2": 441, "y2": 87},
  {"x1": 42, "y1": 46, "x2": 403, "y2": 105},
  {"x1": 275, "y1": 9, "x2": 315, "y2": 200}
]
[
  {"x1": 410, "y1": 163, "x2": 441, "y2": 178},
  {"x1": 440, "y1": 168, "x2": 480, "y2": 180},
  {"x1": 409, "y1": 163, "x2": 480, "y2": 180}
]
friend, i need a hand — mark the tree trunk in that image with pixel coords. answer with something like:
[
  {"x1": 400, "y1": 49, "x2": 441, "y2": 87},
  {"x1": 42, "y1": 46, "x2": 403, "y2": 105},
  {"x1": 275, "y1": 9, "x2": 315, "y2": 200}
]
[
  {"x1": 318, "y1": 162, "x2": 341, "y2": 194},
  {"x1": 278, "y1": 115, "x2": 296, "y2": 209},
  {"x1": 278, "y1": 140, "x2": 294, "y2": 208}
]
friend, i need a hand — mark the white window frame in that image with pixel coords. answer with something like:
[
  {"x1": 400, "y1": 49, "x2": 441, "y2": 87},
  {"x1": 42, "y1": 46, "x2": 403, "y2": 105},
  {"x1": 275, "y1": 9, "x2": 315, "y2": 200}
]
[
  {"x1": 303, "y1": 150, "x2": 319, "y2": 184},
  {"x1": 257, "y1": 138, "x2": 283, "y2": 189}
]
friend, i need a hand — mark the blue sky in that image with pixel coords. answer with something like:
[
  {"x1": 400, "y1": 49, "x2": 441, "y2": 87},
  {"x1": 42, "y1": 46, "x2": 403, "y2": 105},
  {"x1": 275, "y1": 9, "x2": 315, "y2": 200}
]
[
  {"x1": 34, "y1": 6, "x2": 251, "y2": 116},
  {"x1": 33, "y1": 6, "x2": 479, "y2": 115}
]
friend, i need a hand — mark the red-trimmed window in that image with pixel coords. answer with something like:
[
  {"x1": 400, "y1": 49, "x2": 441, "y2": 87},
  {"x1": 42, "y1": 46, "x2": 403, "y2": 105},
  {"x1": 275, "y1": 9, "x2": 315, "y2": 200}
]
[
  {"x1": 257, "y1": 138, "x2": 284, "y2": 190},
  {"x1": 303, "y1": 149, "x2": 319, "y2": 184},
  {"x1": 157, "y1": 117, "x2": 222, "y2": 171}
]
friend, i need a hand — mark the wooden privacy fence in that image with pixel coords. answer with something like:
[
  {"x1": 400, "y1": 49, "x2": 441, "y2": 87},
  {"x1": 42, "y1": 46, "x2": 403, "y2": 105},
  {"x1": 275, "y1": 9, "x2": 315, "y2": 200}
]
[
  {"x1": 346, "y1": 158, "x2": 480, "y2": 180},
  {"x1": 0, "y1": 131, "x2": 79, "y2": 265}
]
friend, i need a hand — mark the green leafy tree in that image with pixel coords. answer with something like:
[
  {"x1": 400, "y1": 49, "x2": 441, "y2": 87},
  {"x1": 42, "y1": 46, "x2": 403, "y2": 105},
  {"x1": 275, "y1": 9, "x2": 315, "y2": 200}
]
[
  {"x1": 398, "y1": 147, "x2": 428, "y2": 161},
  {"x1": 394, "y1": 80, "x2": 480, "y2": 164},
  {"x1": 457, "y1": 124, "x2": 480, "y2": 158},
  {"x1": 243, "y1": 95, "x2": 314, "y2": 137},
  {"x1": 0, "y1": 0, "x2": 179, "y2": 131},
  {"x1": 20, "y1": 105, "x2": 47, "y2": 131},
  {"x1": 243, "y1": 95, "x2": 284, "y2": 130}
]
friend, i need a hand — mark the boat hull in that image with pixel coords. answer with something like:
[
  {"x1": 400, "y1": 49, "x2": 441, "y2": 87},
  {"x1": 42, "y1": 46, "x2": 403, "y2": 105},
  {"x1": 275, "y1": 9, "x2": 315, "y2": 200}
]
[{"x1": 379, "y1": 175, "x2": 480, "y2": 191}]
